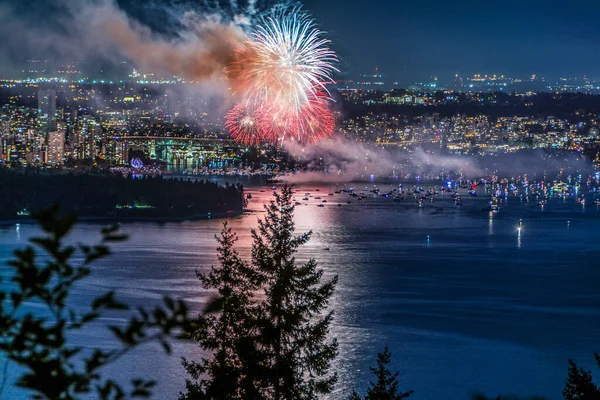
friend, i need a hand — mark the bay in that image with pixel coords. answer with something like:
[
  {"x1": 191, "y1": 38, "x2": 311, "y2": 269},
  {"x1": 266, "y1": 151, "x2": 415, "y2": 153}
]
[{"x1": 1, "y1": 182, "x2": 600, "y2": 399}]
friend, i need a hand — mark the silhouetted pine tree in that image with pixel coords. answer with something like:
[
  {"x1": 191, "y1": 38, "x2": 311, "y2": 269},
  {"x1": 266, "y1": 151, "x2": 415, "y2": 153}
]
[
  {"x1": 252, "y1": 185, "x2": 339, "y2": 400},
  {"x1": 181, "y1": 222, "x2": 261, "y2": 400},
  {"x1": 563, "y1": 358, "x2": 600, "y2": 400},
  {"x1": 350, "y1": 345, "x2": 413, "y2": 400}
]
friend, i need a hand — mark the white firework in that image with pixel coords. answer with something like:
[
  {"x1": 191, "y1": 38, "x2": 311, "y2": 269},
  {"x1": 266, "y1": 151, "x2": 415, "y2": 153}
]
[{"x1": 230, "y1": 7, "x2": 338, "y2": 113}]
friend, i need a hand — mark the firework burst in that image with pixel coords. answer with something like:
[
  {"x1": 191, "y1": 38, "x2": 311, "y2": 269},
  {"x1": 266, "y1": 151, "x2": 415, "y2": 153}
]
[
  {"x1": 225, "y1": 102, "x2": 265, "y2": 146},
  {"x1": 258, "y1": 93, "x2": 334, "y2": 144},
  {"x1": 226, "y1": 7, "x2": 337, "y2": 145},
  {"x1": 229, "y1": 9, "x2": 337, "y2": 112}
]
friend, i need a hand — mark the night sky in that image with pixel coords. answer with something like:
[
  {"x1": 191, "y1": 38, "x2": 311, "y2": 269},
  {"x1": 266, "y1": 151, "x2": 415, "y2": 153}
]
[
  {"x1": 1, "y1": 0, "x2": 599, "y2": 83},
  {"x1": 302, "y1": 0, "x2": 600, "y2": 81}
]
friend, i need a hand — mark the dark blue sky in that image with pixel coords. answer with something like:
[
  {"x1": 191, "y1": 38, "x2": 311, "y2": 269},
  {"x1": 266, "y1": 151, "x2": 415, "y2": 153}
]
[
  {"x1": 1, "y1": 0, "x2": 599, "y2": 82},
  {"x1": 302, "y1": 0, "x2": 600, "y2": 81}
]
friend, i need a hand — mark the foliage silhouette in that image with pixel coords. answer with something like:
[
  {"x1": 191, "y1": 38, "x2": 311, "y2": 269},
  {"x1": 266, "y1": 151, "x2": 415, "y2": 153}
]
[
  {"x1": 350, "y1": 345, "x2": 412, "y2": 400},
  {"x1": 182, "y1": 185, "x2": 338, "y2": 400},
  {"x1": 563, "y1": 356, "x2": 600, "y2": 400},
  {"x1": 0, "y1": 205, "x2": 196, "y2": 399},
  {"x1": 180, "y1": 222, "x2": 262, "y2": 399},
  {"x1": 251, "y1": 185, "x2": 338, "y2": 400}
]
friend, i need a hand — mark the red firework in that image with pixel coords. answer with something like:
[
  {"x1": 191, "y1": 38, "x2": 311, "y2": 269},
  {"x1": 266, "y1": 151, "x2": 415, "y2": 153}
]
[
  {"x1": 257, "y1": 93, "x2": 335, "y2": 144},
  {"x1": 294, "y1": 95, "x2": 335, "y2": 143},
  {"x1": 225, "y1": 103, "x2": 265, "y2": 146}
]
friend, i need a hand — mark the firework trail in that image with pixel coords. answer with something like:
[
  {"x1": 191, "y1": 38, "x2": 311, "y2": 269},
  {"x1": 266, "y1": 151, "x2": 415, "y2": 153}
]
[{"x1": 226, "y1": 7, "x2": 338, "y2": 145}]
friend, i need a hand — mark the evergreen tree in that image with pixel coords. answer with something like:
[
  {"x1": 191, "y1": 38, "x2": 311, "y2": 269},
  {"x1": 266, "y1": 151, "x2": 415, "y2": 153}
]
[
  {"x1": 181, "y1": 222, "x2": 261, "y2": 400},
  {"x1": 252, "y1": 185, "x2": 339, "y2": 400},
  {"x1": 351, "y1": 345, "x2": 413, "y2": 400},
  {"x1": 563, "y1": 359, "x2": 600, "y2": 400}
]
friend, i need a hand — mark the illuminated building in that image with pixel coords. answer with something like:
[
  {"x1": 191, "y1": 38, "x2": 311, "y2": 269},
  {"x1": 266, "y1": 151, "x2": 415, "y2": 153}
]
[
  {"x1": 47, "y1": 127, "x2": 65, "y2": 165},
  {"x1": 38, "y1": 88, "x2": 57, "y2": 135}
]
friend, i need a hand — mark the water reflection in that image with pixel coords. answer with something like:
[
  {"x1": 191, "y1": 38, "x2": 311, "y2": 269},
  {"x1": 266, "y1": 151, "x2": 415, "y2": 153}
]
[{"x1": 2, "y1": 184, "x2": 600, "y2": 400}]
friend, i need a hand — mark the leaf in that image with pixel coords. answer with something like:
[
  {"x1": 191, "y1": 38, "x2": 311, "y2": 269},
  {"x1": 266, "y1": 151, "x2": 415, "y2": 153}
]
[
  {"x1": 159, "y1": 339, "x2": 172, "y2": 354},
  {"x1": 203, "y1": 296, "x2": 224, "y2": 315},
  {"x1": 92, "y1": 291, "x2": 128, "y2": 311},
  {"x1": 164, "y1": 296, "x2": 175, "y2": 311},
  {"x1": 10, "y1": 292, "x2": 23, "y2": 308},
  {"x1": 81, "y1": 312, "x2": 100, "y2": 324}
]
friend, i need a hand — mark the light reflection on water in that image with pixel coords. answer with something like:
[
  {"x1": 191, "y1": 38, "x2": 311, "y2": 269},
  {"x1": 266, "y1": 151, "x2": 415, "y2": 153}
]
[{"x1": 1, "y1": 183, "x2": 600, "y2": 400}]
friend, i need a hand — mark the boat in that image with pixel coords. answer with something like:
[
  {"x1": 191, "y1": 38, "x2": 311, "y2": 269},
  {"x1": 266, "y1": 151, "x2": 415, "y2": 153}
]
[
  {"x1": 482, "y1": 204, "x2": 500, "y2": 211},
  {"x1": 481, "y1": 196, "x2": 500, "y2": 211}
]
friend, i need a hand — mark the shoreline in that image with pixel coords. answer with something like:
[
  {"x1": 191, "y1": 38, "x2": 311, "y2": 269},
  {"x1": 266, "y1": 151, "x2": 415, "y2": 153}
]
[{"x1": 0, "y1": 210, "x2": 244, "y2": 226}]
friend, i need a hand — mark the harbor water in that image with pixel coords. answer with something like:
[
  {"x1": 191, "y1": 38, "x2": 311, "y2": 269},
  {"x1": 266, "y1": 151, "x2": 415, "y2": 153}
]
[{"x1": 1, "y1": 182, "x2": 600, "y2": 399}]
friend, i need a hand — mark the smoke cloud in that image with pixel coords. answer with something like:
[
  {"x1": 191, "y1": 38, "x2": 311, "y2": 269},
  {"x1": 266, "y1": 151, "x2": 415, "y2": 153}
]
[
  {"x1": 80, "y1": 2, "x2": 245, "y2": 83},
  {"x1": 0, "y1": 0, "x2": 253, "y2": 86},
  {"x1": 283, "y1": 138, "x2": 482, "y2": 183},
  {"x1": 281, "y1": 138, "x2": 593, "y2": 183}
]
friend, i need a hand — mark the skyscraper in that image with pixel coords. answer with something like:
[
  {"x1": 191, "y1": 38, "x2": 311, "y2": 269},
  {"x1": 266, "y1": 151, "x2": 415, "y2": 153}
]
[
  {"x1": 47, "y1": 127, "x2": 65, "y2": 165},
  {"x1": 0, "y1": 117, "x2": 10, "y2": 162},
  {"x1": 38, "y1": 88, "x2": 57, "y2": 135}
]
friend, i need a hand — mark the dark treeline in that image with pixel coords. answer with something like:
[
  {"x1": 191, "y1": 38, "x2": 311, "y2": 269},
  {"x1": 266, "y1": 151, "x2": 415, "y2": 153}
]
[{"x1": 0, "y1": 168, "x2": 244, "y2": 219}]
